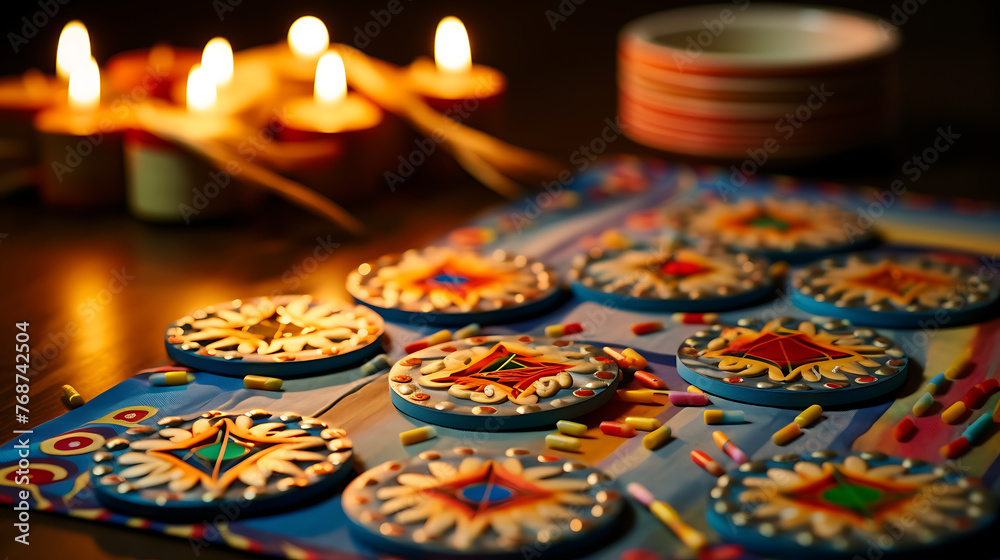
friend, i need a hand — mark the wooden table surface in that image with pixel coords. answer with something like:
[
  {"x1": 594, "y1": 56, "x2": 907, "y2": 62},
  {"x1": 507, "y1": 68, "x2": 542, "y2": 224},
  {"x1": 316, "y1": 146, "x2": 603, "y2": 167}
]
[{"x1": 2, "y1": 0, "x2": 998, "y2": 558}]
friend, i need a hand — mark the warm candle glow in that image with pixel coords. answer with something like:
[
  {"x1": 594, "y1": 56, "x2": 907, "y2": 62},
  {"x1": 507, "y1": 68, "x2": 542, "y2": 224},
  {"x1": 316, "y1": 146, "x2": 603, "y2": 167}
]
[
  {"x1": 186, "y1": 64, "x2": 216, "y2": 112},
  {"x1": 434, "y1": 17, "x2": 472, "y2": 74},
  {"x1": 288, "y1": 16, "x2": 330, "y2": 59},
  {"x1": 56, "y1": 21, "x2": 91, "y2": 81},
  {"x1": 67, "y1": 56, "x2": 100, "y2": 111},
  {"x1": 314, "y1": 51, "x2": 347, "y2": 104},
  {"x1": 201, "y1": 37, "x2": 233, "y2": 86}
]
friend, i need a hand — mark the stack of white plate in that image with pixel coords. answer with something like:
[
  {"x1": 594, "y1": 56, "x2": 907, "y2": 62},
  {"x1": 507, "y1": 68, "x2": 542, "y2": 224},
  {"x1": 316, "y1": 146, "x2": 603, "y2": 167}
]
[{"x1": 618, "y1": 4, "x2": 900, "y2": 160}]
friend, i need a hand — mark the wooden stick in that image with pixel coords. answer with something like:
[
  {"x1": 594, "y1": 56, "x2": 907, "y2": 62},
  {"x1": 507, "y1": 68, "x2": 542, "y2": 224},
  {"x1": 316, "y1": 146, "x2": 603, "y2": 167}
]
[{"x1": 336, "y1": 45, "x2": 562, "y2": 189}]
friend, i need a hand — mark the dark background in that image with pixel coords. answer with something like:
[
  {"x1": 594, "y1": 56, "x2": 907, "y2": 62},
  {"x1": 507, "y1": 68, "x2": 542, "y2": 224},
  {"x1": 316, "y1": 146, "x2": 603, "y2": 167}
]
[
  {"x1": 1, "y1": 1, "x2": 998, "y2": 559},
  {"x1": 1, "y1": 0, "x2": 999, "y2": 197}
]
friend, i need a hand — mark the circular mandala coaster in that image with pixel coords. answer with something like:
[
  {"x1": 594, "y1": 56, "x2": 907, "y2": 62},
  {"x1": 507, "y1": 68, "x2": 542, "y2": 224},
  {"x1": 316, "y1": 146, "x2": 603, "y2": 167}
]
[
  {"x1": 346, "y1": 247, "x2": 561, "y2": 326},
  {"x1": 91, "y1": 410, "x2": 352, "y2": 521},
  {"x1": 708, "y1": 450, "x2": 996, "y2": 558},
  {"x1": 164, "y1": 295, "x2": 384, "y2": 377},
  {"x1": 569, "y1": 241, "x2": 772, "y2": 311},
  {"x1": 342, "y1": 447, "x2": 623, "y2": 559},
  {"x1": 790, "y1": 251, "x2": 1000, "y2": 328},
  {"x1": 676, "y1": 318, "x2": 908, "y2": 407},
  {"x1": 663, "y1": 198, "x2": 873, "y2": 263},
  {"x1": 389, "y1": 335, "x2": 620, "y2": 430}
]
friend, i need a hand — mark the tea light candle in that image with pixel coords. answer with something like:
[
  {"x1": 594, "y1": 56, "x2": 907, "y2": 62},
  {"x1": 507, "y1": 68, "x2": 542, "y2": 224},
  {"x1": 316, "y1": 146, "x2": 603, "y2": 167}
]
[
  {"x1": 34, "y1": 56, "x2": 128, "y2": 208},
  {"x1": 406, "y1": 17, "x2": 505, "y2": 131},
  {"x1": 0, "y1": 69, "x2": 63, "y2": 167},
  {"x1": 125, "y1": 63, "x2": 244, "y2": 223},
  {"x1": 279, "y1": 51, "x2": 396, "y2": 199},
  {"x1": 173, "y1": 37, "x2": 275, "y2": 124}
]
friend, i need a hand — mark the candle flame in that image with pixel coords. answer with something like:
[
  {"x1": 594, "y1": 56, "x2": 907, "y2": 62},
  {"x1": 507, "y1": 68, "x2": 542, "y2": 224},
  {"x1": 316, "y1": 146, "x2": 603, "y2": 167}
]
[
  {"x1": 67, "y1": 56, "x2": 100, "y2": 111},
  {"x1": 434, "y1": 16, "x2": 471, "y2": 74},
  {"x1": 186, "y1": 64, "x2": 217, "y2": 112},
  {"x1": 288, "y1": 16, "x2": 329, "y2": 59},
  {"x1": 56, "y1": 21, "x2": 91, "y2": 81},
  {"x1": 201, "y1": 37, "x2": 234, "y2": 86},
  {"x1": 314, "y1": 51, "x2": 347, "y2": 104}
]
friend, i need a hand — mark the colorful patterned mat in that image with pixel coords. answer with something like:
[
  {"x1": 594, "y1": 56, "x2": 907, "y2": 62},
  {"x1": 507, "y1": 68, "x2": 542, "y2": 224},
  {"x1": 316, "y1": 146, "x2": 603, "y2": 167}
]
[{"x1": 4, "y1": 155, "x2": 1000, "y2": 559}]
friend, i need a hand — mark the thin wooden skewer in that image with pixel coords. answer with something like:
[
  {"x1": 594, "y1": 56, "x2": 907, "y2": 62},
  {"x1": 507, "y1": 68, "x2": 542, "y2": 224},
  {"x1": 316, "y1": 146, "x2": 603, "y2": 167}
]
[{"x1": 336, "y1": 45, "x2": 562, "y2": 188}]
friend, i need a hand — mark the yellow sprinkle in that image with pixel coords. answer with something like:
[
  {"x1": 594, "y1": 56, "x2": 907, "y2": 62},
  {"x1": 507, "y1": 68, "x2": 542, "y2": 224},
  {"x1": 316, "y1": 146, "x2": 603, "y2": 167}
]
[
  {"x1": 794, "y1": 404, "x2": 823, "y2": 428},
  {"x1": 544, "y1": 324, "x2": 566, "y2": 338},
  {"x1": 771, "y1": 422, "x2": 803, "y2": 445},
  {"x1": 622, "y1": 348, "x2": 647, "y2": 369},
  {"x1": 944, "y1": 348, "x2": 972, "y2": 380},
  {"x1": 545, "y1": 433, "x2": 582, "y2": 452},
  {"x1": 62, "y1": 385, "x2": 84, "y2": 408},
  {"x1": 687, "y1": 385, "x2": 704, "y2": 394},
  {"x1": 625, "y1": 417, "x2": 661, "y2": 431},
  {"x1": 556, "y1": 420, "x2": 588, "y2": 436},
  {"x1": 942, "y1": 402, "x2": 967, "y2": 424},
  {"x1": 400, "y1": 425, "x2": 436, "y2": 446},
  {"x1": 243, "y1": 375, "x2": 283, "y2": 391},
  {"x1": 642, "y1": 424, "x2": 672, "y2": 450},
  {"x1": 616, "y1": 389, "x2": 664, "y2": 404}
]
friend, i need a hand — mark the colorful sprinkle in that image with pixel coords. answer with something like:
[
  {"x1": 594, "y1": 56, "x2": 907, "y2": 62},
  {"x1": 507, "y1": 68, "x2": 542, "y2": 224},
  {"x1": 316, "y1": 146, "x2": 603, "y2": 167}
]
[
  {"x1": 672, "y1": 312, "x2": 719, "y2": 325},
  {"x1": 631, "y1": 321, "x2": 663, "y2": 335},
  {"x1": 794, "y1": 405, "x2": 823, "y2": 428},
  {"x1": 600, "y1": 421, "x2": 638, "y2": 438},
  {"x1": 690, "y1": 450, "x2": 724, "y2": 476},
  {"x1": 556, "y1": 420, "x2": 588, "y2": 436},
  {"x1": 634, "y1": 370, "x2": 667, "y2": 390},
  {"x1": 642, "y1": 424, "x2": 672, "y2": 450},
  {"x1": 704, "y1": 410, "x2": 744, "y2": 425},
  {"x1": 399, "y1": 426, "x2": 436, "y2": 446},
  {"x1": 893, "y1": 416, "x2": 916, "y2": 442},
  {"x1": 771, "y1": 422, "x2": 803, "y2": 445},
  {"x1": 243, "y1": 375, "x2": 282, "y2": 391},
  {"x1": 545, "y1": 433, "x2": 582, "y2": 452}
]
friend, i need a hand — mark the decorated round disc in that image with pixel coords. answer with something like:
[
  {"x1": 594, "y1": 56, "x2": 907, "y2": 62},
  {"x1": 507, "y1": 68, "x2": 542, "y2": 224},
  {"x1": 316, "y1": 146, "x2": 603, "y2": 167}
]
[
  {"x1": 164, "y1": 295, "x2": 384, "y2": 377},
  {"x1": 569, "y1": 241, "x2": 772, "y2": 311},
  {"x1": 707, "y1": 450, "x2": 996, "y2": 558},
  {"x1": 790, "y1": 251, "x2": 1000, "y2": 328},
  {"x1": 91, "y1": 410, "x2": 352, "y2": 521},
  {"x1": 342, "y1": 447, "x2": 623, "y2": 559},
  {"x1": 676, "y1": 318, "x2": 908, "y2": 407},
  {"x1": 389, "y1": 335, "x2": 620, "y2": 430},
  {"x1": 346, "y1": 247, "x2": 561, "y2": 326},
  {"x1": 663, "y1": 198, "x2": 873, "y2": 263}
]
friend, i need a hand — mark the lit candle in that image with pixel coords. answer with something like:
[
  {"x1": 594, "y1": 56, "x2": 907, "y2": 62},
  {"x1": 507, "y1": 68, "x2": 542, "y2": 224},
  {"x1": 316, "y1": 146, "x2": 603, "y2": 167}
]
[
  {"x1": 34, "y1": 52, "x2": 128, "y2": 209},
  {"x1": 234, "y1": 15, "x2": 331, "y2": 99},
  {"x1": 56, "y1": 21, "x2": 91, "y2": 81},
  {"x1": 173, "y1": 38, "x2": 274, "y2": 123},
  {"x1": 279, "y1": 51, "x2": 396, "y2": 198},
  {"x1": 124, "y1": 57, "x2": 244, "y2": 222},
  {"x1": 288, "y1": 16, "x2": 330, "y2": 60},
  {"x1": 406, "y1": 16, "x2": 506, "y2": 131}
]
